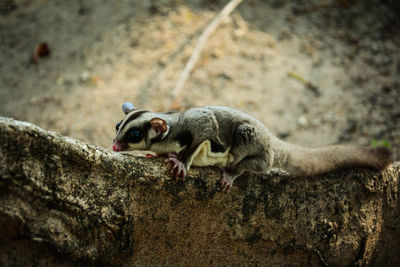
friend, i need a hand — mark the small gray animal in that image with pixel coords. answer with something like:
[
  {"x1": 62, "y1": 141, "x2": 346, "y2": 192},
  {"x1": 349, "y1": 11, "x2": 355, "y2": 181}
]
[{"x1": 112, "y1": 103, "x2": 392, "y2": 191}]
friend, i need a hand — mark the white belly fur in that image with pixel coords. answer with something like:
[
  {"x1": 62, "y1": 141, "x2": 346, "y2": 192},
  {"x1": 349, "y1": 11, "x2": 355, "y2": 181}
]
[{"x1": 187, "y1": 140, "x2": 234, "y2": 170}]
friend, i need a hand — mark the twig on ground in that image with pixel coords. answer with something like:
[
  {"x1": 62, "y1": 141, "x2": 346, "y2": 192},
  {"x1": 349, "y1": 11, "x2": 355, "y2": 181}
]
[
  {"x1": 288, "y1": 71, "x2": 320, "y2": 97},
  {"x1": 136, "y1": 23, "x2": 207, "y2": 106},
  {"x1": 168, "y1": 0, "x2": 244, "y2": 109}
]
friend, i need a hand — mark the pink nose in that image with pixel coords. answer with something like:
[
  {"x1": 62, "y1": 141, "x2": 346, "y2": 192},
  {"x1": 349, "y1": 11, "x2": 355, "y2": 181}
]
[{"x1": 112, "y1": 143, "x2": 122, "y2": 152}]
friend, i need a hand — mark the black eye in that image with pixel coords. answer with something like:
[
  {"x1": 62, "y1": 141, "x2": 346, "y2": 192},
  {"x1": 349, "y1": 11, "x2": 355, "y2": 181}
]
[
  {"x1": 116, "y1": 121, "x2": 122, "y2": 131},
  {"x1": 127, "y1": 128, "x2": 143, "y2": 143}
]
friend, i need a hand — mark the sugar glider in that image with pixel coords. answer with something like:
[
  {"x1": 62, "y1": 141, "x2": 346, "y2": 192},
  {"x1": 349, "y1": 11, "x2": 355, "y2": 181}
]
[{"x1": 112, "y1": 103, "x2": 392, "y2": 191}]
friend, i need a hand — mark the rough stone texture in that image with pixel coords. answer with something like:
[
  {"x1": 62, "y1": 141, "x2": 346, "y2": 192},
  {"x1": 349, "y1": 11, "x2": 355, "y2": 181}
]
[{"x1": 0, "y1": 116, "x2": 399, "y2": 266}]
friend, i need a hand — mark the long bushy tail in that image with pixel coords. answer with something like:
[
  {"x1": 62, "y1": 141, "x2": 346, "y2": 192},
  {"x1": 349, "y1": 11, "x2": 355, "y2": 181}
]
[{"x1": 275, "y1": 142, "x2": 392, "y2": 176}]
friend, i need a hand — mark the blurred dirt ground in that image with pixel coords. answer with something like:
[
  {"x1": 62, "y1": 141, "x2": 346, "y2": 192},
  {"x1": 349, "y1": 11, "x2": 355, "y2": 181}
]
[{"x1": 0, "y1": 0, "x2": 399, "y2": 159}]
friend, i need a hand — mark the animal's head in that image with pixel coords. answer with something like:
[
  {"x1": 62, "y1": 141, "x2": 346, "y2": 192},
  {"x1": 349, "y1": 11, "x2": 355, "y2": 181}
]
[{"x1": 112, "y1": 102, "x2": 169, "y2": 152}]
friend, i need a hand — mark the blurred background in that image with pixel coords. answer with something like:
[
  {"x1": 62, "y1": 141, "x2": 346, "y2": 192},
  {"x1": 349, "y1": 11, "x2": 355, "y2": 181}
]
[{"x1": 0, "y1": 0, "x2": 399, "y2": 159}]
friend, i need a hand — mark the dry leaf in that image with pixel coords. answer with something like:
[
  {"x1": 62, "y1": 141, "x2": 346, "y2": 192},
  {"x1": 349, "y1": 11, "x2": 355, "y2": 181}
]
[{"x1": 33, "y1": 42, "x2": 51, "y2": 63}]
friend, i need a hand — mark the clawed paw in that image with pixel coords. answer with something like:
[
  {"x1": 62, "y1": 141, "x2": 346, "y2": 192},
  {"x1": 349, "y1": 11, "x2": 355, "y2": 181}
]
[
  {"x1": 219, "y1": 171, "x2": 233, "y2": 192},
  {"x1": 164, "y1": 156, "x2": 187, "y2": 180}
]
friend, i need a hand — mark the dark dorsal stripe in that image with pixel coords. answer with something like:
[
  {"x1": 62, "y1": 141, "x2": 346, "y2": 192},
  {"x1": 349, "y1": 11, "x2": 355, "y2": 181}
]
[
  {"x1": 163, "y1": 111, "x2": 178, "y2": 115},
  {"x1": 119, "y1": 110, "x2": 149, "y2": 132}
]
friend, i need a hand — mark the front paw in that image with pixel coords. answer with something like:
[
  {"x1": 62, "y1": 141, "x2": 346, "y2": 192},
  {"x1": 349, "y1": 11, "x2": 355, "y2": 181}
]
[
  {"x1": 164, "y1": 156, "x2": 187, "y2": 180},
  {"x1": 219, "y1": 171, "x2": 234, "y2": 192}
]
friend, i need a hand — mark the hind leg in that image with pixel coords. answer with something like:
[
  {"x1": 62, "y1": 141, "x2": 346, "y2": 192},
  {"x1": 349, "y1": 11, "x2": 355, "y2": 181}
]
[
  {"x1": 220, "y1": 153, "x2": 272, "y2": 191},
  {"x1": 219, "y1": 123, "x2": 273, "y2": 191}
]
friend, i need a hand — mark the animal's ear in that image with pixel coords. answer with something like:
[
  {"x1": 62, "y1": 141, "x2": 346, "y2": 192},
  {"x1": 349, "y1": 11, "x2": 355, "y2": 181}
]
[
  {"x1": 148, "y1": 118, "x2": 168, "y2": 140},
  {"x1": 150, "y1": 118, "x2": 168, "y2": 133},
  {"x1": 122, "y1": 102, "x2": 136, "y2": 114}
]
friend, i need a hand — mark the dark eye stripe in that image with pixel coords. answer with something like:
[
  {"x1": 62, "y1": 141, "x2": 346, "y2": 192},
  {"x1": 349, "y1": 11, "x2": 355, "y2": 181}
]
[
  {"x1": 118, "y1": 110, "x2": 149, "y2": 132},
  {"x1": 116, "y1": 121, "x2": 122, "y2": 131}
]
